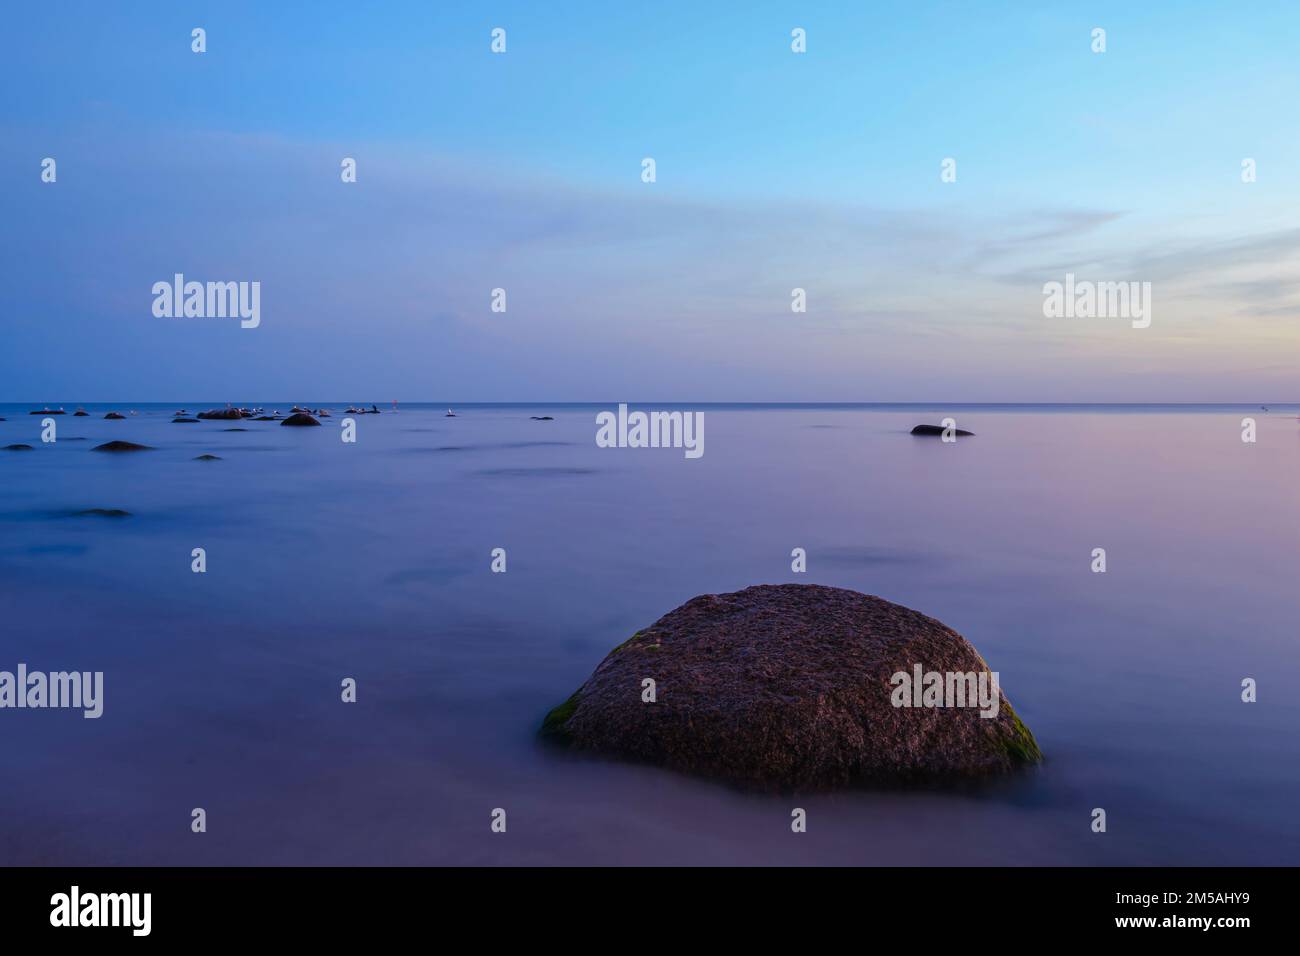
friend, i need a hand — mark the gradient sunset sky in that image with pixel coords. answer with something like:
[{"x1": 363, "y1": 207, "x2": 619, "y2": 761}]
[{"x1": 3, "y1": 1, "x2": 1299, "y2": 401}]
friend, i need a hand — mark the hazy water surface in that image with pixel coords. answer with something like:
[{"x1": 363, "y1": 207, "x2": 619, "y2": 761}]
[{"x1": 2, "y1": 403, "x2": 1298, "y2": 865}]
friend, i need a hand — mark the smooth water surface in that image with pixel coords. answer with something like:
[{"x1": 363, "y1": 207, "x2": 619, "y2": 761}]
[{"x1": 2, "y1": 403, "x2": 1298, "y2": 865}]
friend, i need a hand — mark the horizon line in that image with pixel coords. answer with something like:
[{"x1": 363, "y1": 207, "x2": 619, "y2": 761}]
[{"x1": 2, "y1": 401, "x2": 1294, "y2": 408}]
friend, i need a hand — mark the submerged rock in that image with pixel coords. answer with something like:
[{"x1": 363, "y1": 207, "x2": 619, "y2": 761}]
[
  {"x1": 73, "y1": 508, "x2": 131, "y2": 518},
  {"x1": 280, "y1": 413, "x2": 321, "y2": 427},
  {"x1": 911, "y1": 424, "x2": 974, "y2": 437},
  {"x1": 92, "y1": 441, "x2": 154, "y2": 453},
  {"x1": 3, "y1": 444, "x2": 34, "y2": 451},
  {"x1": 104, "y1": 412, "x2": 126, "y2": 420},
  {"x1": 531, "y1": 415, "x2": 555, "y2": 421},
  {"x1": 172, "y1": 417, "x2": 199, "y2": 423},
  {"x1": 540, "y1": 584, "x2": 1040, "y2": 790},
  {"x1": 194, "y1": 454, "x2": 222, "y2": 461}
]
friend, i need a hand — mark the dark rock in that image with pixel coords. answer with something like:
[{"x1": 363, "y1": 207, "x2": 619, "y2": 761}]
[
  {"x1": 540, "y1": 583, "x2": 1040, "y2": 791},
  {"x1": 104, "y1": 412, "x2": 126, "y2": 420},
  {"x1": 172, "y1": 417, "x2": 199, "y2": 423},
  {"x1": 253, "y1": 416, "x2": 278, "y2": 421},
  {"x1": 222, "y1": 428, "x2": 249, "y2": 432},
  {"x1": 74, "y1": 508, "x2": 131, "y2": 518},
  {"x1": 3, "y1": 444, "x2": 34, "y2": 451},
  {"x1": 92, "y1": 441, "x2": 154, "y2": 453},
  {"x1": 530, "y1": 416, "x2": 555, "y2": 421},
  {"x1": 197, "y1": 408, "x2": 244, "y2": 420},
  {"x1": 29, "y1": 409, "x2": 65, "y2": 415},
  {"x1": 911, "y1": 424, "x2": 974, "y2": 437},
  {"x1": 280, "y1": 413, "x2": 321, "y2": 427},
  {"x1": 194, "y1": 454, "x2": 222, "y2": 461},
  {"x1": 73, "y1": 411, "x2": 89, "y2": 417}
]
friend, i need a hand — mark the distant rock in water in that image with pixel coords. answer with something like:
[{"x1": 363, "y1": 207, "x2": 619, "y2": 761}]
[
  {"x1": 172, "y1": 417, "x2": 199, "y2": 423},
  {"x1": 29, "y1": 409, "x2": 65, "y2": 415},
  {"x1": 197, "y1": 408, "x2": 244, "y2": 420},
  {"x1": 92, "y1": 441, "x2": 154, "y2": 453},
  {"x1": 540, "y1": 584, "x2": 1040, "y2": 791},
  {"x1": 194, "y1": 454, "x2": 222, "y2": 461},
  {"x1": 530, "y1": 416, "x2": 555, "y2": 421},
  {"x1": 911, "y1": 424, "x2": 974, "y2": 437},
  {"x1": 73, "y1": 410, "x2": 89, "y2": 417},
  {"x1": 3, "y1": 444, "x2": 34, "y2": 451},
  {"x1": 280, "y1": 413, "x2": 321, "y2": 427},
  {"x1": 222, "y1": 428, "x2": 249, "y2": 432},
  {"x1": 104, "y1": 412, "x2": 126, "y2": 420},
  {"x1": 253, "y1": 416, "x2": 278, "y2": 421},
  {"x1": 73, "y1": 508, "x2": 131, "y2": 518}
]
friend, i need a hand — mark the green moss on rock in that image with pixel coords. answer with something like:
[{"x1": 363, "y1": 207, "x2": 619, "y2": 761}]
[
  {"x1": 543, "y1": 629, "x2": 663, "y2": 743},
  {"x1": 539, "y1": 690, "x2": 582, "y2": 743},
  {"x1": 998, "y1": 700, "x2": 1043, "y2": 765},
  {"x1": 609, "y1": 630, "x2": 646, "y2": 654}
]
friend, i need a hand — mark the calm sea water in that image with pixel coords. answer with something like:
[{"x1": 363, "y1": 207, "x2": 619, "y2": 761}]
[{"x1": 2, "y1": 403, "x2": 1298, "y2": 865}]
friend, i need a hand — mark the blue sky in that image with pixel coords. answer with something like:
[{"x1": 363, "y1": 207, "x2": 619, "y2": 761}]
[{"x1": 3, "y1": 1, "x2": 1300, "y2": 401}]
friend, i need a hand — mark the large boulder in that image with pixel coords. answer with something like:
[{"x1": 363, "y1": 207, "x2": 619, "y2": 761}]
[
  {"x1": 540, "y1": 584, "x2": 1040, "y2": 790},
  {"x1": 197, "y1": 408, "x2": 244, "y2": 420}
]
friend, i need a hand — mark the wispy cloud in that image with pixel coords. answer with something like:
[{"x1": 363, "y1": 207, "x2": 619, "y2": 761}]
[{"x1": 2, "y1": 125, "x2": 1297, "y2": 401}]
